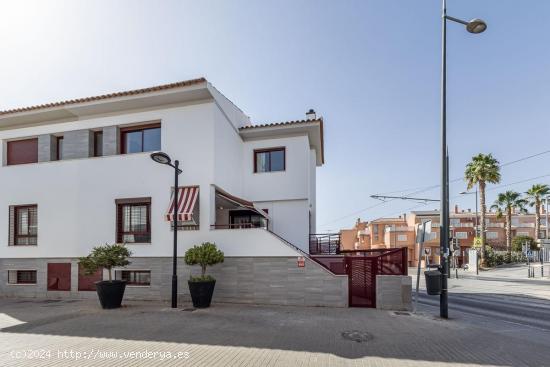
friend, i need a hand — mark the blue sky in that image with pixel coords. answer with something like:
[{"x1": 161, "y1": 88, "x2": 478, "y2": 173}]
[{"x1": 1, "y1": 0, "x2": 549, "y2": 232}]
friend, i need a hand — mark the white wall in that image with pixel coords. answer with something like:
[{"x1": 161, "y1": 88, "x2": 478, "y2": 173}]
[
  {"x1": 242, "y1": 136, "x2": 310, "y2": 202},
  {"x1": 0, "y1": 102, "x2": 319, "y2": 258}
]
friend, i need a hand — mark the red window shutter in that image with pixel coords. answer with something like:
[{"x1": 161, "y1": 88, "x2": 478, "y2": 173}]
[
  {"x1": 47, "y1": 263, "x2": 71, "y2": 291},
  {"x1": 7, "y1": 139, "x2": 38, "y2": 165},
  {"x1": 78, "y1": 263, "x2": 102, "y2": 291}
]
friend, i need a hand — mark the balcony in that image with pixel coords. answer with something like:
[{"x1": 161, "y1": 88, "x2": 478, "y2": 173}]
[{"x1": 309, "y1": 233, "x2": 341, "y2": 255}]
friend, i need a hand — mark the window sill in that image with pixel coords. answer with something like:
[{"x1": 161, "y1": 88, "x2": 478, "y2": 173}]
[
  {"x1": 7, "y1": 283, "x2": 37, "y2": 286},
  {"x1": 123, "y1": 242, "x2": 151, "y2": 245},
  {"x1": 126, "y1": 285, "x2": 151, "y2": 288},
  {"x1": 8, "y1": 245, "x2": 38, "y2": 247},
  {"x1": 253, "y1": 170, "x2": 286, "y2": 175}
]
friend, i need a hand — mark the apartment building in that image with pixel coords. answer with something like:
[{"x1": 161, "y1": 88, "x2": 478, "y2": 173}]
[
  {"x1": 0, "y1": 79, "x2": 348, "y2": 307},
  {"x1": 340, "y1": 205, "x2": 548, "y2": 266}
]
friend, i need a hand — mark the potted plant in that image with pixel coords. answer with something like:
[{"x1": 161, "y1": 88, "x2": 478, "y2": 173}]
[
  {"x1": 184, "y1": 242, "x2": 224, "y2": 308},
  {"x1": 79, "y1": 243, "x2": 132, "y2": 309}
]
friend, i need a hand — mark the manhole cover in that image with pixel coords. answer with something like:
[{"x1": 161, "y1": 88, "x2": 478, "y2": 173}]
[{"x1": 341, "y1": 330, "x2": 373, "y2": 343}]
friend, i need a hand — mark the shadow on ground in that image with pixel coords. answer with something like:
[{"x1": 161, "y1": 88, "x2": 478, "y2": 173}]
[{"x1": 0, "y1": 296, "x2": 548, "y2": 365}]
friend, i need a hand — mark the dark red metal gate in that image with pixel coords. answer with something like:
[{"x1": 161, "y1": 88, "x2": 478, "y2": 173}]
[
  {"x1": 346, "y1": 256, "x2": 377, "y2": 307},
  {"x1": 313, "y1": 247, "x2": 407, "y2": 308}
]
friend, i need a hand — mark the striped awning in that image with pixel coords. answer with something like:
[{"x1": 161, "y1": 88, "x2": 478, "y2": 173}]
[{"x1": 165, "y1": 186, "x2": 199, "y2": 222}]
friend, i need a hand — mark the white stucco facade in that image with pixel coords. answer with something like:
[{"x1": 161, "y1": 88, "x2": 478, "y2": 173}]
[{"x1": 0, "y1": 80, "x2": 324, "y2": 259}]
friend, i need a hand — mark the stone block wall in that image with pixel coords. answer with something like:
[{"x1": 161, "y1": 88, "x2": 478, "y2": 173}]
[
  {"x1": 0, "y1": 256, "x2": 348, "y2": 307},
  {"x1": 375, "y1": 275, "x2": 412, "y2": 311}
]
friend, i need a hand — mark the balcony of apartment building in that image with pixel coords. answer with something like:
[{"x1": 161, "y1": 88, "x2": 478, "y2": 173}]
[{"x1": 211, "y1": 189, "x2": 269, "y2": 230}]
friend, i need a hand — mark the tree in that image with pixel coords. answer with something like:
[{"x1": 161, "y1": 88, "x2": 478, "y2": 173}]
[
  {"x1": 491, "y1": 191, "x2": 527, "y2": 259},
  {"x1": 465, "y1": 153, "x2": 501, "y2": 266},
  {"x1": 184, "y1": 242, "x2": 224, "y2": 281},
  {"x1": 525, "y1": 184, "x2": 550, "y2": 244},
  {"x1": 511, "y1": 235, "x2": 536, "y2": 252},
  {"x1": 79, "y1": 244, "x2": 132, "y2": 281}
]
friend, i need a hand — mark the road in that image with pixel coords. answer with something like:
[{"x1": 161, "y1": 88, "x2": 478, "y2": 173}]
[{"x1": 413, "y1": 264, "x2": 550, "y2": 336}]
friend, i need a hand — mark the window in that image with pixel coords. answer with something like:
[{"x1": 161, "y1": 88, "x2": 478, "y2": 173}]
[
  {"x1": 116, "y1": 198, "x2": 151, "y2": 243},
  {"x1": 7, "y1": 138, "x2": 38, "y2": 165},
  {"x1": 8, "y1": 270, "x2": 37, "y2": 284},
  {"x1": 517, "y1": 231, "x2": 530, "y2": 237},
  {"x1": 121, "y1": 124, "x2": 161, "y2": 154},
  {"x1": 78, "y1": 263, "x2": 102, "y2": 291},
  {"x1": 254, "y1": 148, "x2": 285, "y2": 173},
  {"x1": 47, "y1": 263, "x2": 71, "y2": 291},
  {"x1": 397, "y1": 234, "x2": 408, "y2": 242},
  {"x1": 94, "y1": 131, "x2": 103, "y2": 157},
  {"x1": 55, "y1": 136, "x2": 64, "y2": 160},
  {"x1": 486, "y1": 231, "x2": 498, "y2": 239},
  {"x1": 455, "y1": 232, "x2": 468, "y2": 239},
  {"x1": 10, "y1": 205, "x2": 38, "y2": 246},
  {"x1": 115, "y1": 270, "x2": 150, "y2": 286},
  {"x1": 512, "y1": 218, "x2": 520, "y2": 226},
  {"x1": 450, "y1": 218, "x2": 460, "y2": 227}
]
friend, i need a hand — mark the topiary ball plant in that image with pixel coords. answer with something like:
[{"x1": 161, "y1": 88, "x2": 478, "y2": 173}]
[
  {"x1": 184, "y1": 242, "x2": 224, "y2": 282},
  {"x1": 79, "y1": 243, "x2": 132, "y2": 282}
]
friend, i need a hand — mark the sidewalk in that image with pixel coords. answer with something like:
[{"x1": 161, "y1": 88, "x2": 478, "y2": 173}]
[{"x1": 1, "y1": 297, "x2": 549, "y2": 366}]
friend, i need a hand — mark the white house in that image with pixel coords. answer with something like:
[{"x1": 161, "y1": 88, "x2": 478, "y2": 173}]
[{"x1": 0, "y1": 78, "x2": 347, "y2": 306}]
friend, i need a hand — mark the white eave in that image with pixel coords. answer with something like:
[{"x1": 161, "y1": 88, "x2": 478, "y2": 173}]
[{"x1": 238, "y1": 119, "x2": 325, "y2": 166}]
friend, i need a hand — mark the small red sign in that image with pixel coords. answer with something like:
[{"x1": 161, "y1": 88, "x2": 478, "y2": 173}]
[{"x1": 297, "y1": 256, "x2": 305, "y2": 267}]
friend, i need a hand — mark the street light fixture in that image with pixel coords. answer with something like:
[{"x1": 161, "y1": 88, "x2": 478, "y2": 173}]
[
  {"x1": 150, "y1": 151, "x2": 182, "y2": 308},
  {"x1": 440, "y1": 0, "x2": 486, "y2": 319}
]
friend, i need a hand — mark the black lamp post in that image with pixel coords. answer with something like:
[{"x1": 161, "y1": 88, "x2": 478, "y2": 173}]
[
  {"x1": 151, "y1": 151, "x2": 182, "y2": 308},
  {"x1": 440, "y1": 0, "x2": 486, "y2": 319}
]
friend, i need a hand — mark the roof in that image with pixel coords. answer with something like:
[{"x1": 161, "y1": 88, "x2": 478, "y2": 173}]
[
  {"x1": 239, "y1": 118, "x2": 320, "y2": 130},
  {"x1": 239, "y1": 118, "x2": 325, "y2": 165},
  {"x1": 0, "y1": 78, "x2": 207, "y2": 116}
]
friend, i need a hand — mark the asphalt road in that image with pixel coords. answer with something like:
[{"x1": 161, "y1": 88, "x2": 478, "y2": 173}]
[{"x1": 413, "y1": 265, "x2": 550, "y2": 334}]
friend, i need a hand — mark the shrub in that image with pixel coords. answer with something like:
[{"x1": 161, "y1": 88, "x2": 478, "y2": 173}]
[
  {"x1": 511, "y1": 235, "x2": 537, "y2": 252},
  {"x1": 184, "y1": 242, "x2": 224, "y2": 282},
  {"x1": 79, "y1": 243, "x2": 132, "y2": 281}
]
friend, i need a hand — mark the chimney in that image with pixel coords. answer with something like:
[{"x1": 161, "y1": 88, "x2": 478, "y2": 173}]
[
  {"x1": 468, "y1": 208, "x2": 471, "y2": 213},
  {"x1": 356, "y1": 217, "x2": 361, "y2": 226},
  {"x1": 306, "y1": 109, "x2": 316, "y2": 120},
  {"x1": 403, "y1": 213, "x2": 406, "y2": 221},
  {"x1": 454, "y1": 205, "x2": 459, "y2": 214}
]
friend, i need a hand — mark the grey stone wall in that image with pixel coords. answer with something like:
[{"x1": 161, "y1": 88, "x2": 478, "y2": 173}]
[
  {"x1": 0, "y1": 257, "x2": 348, "y2": 307},
  {"x1": 63, "y1": 130, "x2": 93, "y2": 160},
  {"x1": 103, "y1": 126, "x2": 119, "y2": 156},
  {"x1": 38, "y1": 135, "x2": 56, "y2": 162},
  {"x1": 375, "y1": 275, "x2": 412, "y2": 311}
]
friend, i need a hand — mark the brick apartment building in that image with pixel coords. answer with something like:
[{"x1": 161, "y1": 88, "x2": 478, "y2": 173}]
[{"x1": 340, "y1": 205, "x2": 548, "y2": 266}]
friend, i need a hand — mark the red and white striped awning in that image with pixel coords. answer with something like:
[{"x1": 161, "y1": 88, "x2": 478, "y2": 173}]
[{"x1": 165, "y1": 186, "x2": 199, "y2": 222}]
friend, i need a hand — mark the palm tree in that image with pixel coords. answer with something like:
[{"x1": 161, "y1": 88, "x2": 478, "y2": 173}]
[
  {"x1": 525, "y1": 184, "x2": 550, "y2": 243},
  {"x1": 465, "y1": 153, "x2": 501, "y2": 266},
  {"x1": 491, "y1": 191, "x2": 527, "y2": 258}
]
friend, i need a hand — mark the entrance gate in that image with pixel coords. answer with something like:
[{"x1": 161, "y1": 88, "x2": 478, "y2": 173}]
[{"x1": 313, "y1": 247, "x2": 408, "y2": 308}]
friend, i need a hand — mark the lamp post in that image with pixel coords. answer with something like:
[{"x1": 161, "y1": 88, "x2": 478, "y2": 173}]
[
  {"x1": 151, "y1": 152, "x2": 183, "y2": 309},
  {"x1": 440, "y1": 0, "x2": 486, "y2": 319},
  {"x1": 460, "y1": 189, "x2": 479, "y2": 235}
]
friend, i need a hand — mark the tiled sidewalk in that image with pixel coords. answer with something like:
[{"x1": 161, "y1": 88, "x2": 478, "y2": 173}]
[{"x1": 0, "y1": 298, "x2": 548, "y2": 366}]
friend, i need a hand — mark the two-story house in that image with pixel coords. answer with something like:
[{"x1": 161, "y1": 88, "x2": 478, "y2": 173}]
[{"x1": 0, "y1": 78, "x2": 347, "y2": 307}]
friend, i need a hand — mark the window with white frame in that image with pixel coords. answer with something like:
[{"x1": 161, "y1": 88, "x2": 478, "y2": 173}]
[
  {"x1": 486, "y1": 232, "x2": 498, "y2": 239},
  {"x1": 454, "y1": 232, "x2": 468, "y2": 239},
  {"x1": 450, "y1": 218, "x2": 460, "y2": 227},
  {"x1": 517, "y1": 231, "x2": 530, "y2": 237},
  {"x1": 397, "y1": 234, "x2": 407, "y2": 242}
]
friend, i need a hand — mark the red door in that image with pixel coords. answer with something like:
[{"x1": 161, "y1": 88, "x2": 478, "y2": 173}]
[
  {"x1": 78, "y1": 263, "x2": 102, "y2": 291},
  {"x1": 347, "y1": 257, "x2": 377, "y2": 308},
  {"x1": 47, "y1": 263, "x2": 71, "y2": 291}
]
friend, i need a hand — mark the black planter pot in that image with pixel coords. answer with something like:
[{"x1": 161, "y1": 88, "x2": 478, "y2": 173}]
[
  {"x1": 188, "y1": 280, "x2": 216, "y2": 308},
  {"x1": 95, "y1": 280, "x2": 126, "y2": 309}
]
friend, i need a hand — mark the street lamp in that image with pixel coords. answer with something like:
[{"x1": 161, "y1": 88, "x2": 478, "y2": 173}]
[
  {"x1": 440, "y1": 0, "x2": 486, "y2": 319},
  {"x1": 150, "y1": 152, "x2": 182, "y2": 308},
  {"x1": 459, "y1": 189, "x2": 479, "y2": 235}
]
